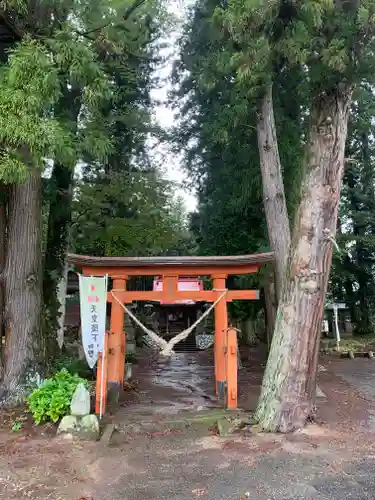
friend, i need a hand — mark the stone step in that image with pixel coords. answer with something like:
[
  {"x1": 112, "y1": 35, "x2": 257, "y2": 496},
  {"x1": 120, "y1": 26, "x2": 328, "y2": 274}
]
[{"x1": 106, "y1": 409, "x2": 255, "y2": 444}]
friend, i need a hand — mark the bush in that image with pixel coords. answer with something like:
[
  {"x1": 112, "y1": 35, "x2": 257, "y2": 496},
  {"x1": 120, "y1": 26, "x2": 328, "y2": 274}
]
[
  {"x1": 54, "y1": 353, "x2": 94, "y2": 379},
  {"x1": 28, "y1": 369, "x2": 90, "y2": 424}
]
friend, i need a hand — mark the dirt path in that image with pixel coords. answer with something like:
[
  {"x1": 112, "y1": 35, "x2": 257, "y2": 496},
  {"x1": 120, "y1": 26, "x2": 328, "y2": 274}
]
[
  {"x1": 1, "y1": 351, "x2": 375, "y2": 499},
  {"x1": 2, "y1": 422, "x2": 375, "y2": 499}
]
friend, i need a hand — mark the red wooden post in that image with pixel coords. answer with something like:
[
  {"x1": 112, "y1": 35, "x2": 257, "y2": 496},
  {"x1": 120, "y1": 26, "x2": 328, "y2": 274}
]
[
  {"x1": 212, "y1": 275, "x2": 228, "y2": 398},
  {"x1": 96, "y1": 331, "x2": 109, "y2": 415},
  {"x1": 95, "y1": 355, "x2": 103, "y2": 415},
  {"x1": 108, "y1": 278, "x2": 126, "y2": 406},
  {"x1": 225, "y1": 327, "x2": 238, "y2": 409},
  {"x1": 163, "y1": 275, "x2": 178, "y2": 303}
]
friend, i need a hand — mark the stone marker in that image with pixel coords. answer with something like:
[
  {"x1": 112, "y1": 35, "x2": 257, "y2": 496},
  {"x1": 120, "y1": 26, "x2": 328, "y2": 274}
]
[
  {"x1": 57, "y1": 383, "x2": 99, "y2": 441},
  {"x1": 70, "y1": 383, "x2": 90, "y2": 416},
  {"x1": 57, "y1": 414, "x2": 100, "y2": 440}
]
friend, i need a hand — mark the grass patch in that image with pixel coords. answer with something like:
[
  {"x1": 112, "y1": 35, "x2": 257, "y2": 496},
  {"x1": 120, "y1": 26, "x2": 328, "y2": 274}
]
[{"x1": 322, "y1": 334, "x2": 375, "y2": 352}]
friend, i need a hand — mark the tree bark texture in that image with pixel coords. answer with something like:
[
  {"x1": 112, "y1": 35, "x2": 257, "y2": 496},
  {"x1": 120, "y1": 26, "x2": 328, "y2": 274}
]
[
  {"x1": 240, "y1": 319, "x2": 258, "y2": 346},
  {"x1": 0, "y1": 171, "x2": 43, "y2": 405},
  {"x1": 255, "y1": 87, "x2": 353, "y2": 432},
  {"x1": 0, "y1": 194, "x2": 6, "y2": 378},
  {"x1": 264, "y1": 273, "x2": 277, "y2": 349},
  {"x1": 257, "y1": 83, "x2": 291, "y2": 299}
]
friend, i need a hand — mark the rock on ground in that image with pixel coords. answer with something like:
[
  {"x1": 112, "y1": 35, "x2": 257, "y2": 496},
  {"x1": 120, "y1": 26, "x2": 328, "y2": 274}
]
[{"x1": 57, "y1": 414, "x2": 99, "y2": 441}]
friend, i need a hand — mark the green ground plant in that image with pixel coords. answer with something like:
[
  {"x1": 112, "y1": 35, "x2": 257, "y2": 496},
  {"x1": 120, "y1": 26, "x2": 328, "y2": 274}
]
[{"x1": 28, "y1": 369, "x2": 90, "y2": 424}]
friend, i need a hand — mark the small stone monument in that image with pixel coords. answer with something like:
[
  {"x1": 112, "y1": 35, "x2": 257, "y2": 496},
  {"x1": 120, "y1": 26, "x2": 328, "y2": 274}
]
[
  {"x1": 57, "y1": 383, "x2": 99, "y2": 440},
  {"x1": 71, "y1": 383, "x2": 90, "y2": 416}
]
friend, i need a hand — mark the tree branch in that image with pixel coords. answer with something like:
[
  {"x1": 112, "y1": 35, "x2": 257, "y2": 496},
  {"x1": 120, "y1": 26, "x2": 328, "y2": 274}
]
[{"x1": 77, "y1": 0, "x2": 148, "y2": 38}]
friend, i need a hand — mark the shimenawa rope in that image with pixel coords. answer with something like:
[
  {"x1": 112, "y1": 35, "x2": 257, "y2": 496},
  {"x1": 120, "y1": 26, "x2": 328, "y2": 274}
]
[{"x1": 110, "y1": 289, "x2": 227, "y2": 356}]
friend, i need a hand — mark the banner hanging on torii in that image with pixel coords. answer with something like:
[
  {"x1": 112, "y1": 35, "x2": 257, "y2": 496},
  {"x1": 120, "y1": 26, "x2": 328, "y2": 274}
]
[{"x1": 79, "y1": 275, "x2": 108, "y2": 368}]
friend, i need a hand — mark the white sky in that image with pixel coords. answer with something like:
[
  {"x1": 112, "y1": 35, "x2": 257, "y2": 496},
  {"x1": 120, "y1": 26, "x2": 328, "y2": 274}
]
[{"x1": 150, "y1": 0, "x2": 197, "y2": 213}]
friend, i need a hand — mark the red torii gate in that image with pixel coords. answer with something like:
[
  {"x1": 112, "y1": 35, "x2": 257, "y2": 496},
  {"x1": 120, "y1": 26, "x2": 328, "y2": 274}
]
[{"x1": 68, "y1": 252, "x2": 274, "y2": 414}]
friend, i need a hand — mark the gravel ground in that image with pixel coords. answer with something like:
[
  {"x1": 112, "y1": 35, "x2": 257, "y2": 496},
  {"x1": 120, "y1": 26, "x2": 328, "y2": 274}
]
[{"x1": 2, "y1": 351, "x2": 375, "y2": 499}]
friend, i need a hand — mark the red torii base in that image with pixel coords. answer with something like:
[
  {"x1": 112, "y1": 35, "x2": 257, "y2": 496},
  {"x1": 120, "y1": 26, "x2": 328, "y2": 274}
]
[{"x1": 68, "y1": 252, "x2": 274, "y2": 415}]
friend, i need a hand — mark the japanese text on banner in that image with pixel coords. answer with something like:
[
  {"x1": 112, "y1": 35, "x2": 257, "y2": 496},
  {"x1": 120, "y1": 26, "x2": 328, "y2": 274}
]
[{"x1": 79, "y1": 275, "x2": 107, "y2": 368}]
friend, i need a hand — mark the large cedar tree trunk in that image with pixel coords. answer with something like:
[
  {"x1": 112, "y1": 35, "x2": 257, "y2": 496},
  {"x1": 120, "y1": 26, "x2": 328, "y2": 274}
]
[
  {"x1": 0, "y1": 191, "x2": 6, "y2": 377},
  {"x1": 257, "y1": 83, "x2": 291, "y2": 298},
  {"x1": 264, "y1": 273, "x2": 277, "y2": 348},
  {"x1": 255, "y1": 87, "x2": 353, "y2": 432},
  {"x1": 0, "y1": 171, "x2": 43, "y2": 405}
]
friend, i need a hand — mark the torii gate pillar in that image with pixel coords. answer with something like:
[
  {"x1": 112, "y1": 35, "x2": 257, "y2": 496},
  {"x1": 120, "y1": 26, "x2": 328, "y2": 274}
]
[
  {"x1": 212, "y1": 274, "x2": 228, "y2": 399},
  {"x1": 107, "y1": 278, "x2": 126, "y2": 406}
]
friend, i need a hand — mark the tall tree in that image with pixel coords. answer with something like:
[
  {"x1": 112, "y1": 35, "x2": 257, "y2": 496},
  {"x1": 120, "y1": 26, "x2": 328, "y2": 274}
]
[
  {"x1": 172, "y1": 0, "x2": 306, "y2": 328},
  {"x1": 0, "y1": 0, "x2": 163, "y2": 402},
  {"x1": 0, "y1": 32, "x2": 73, "y2": 402},
  {"x1": 43, "y1": 0, "x2": 160, "y2": 343},
  {"x1": 330, "y1": 85, "x2": 375, "y2": 333},
  {"x1": 71, "y1": 170, "x2": 190, "y2": 257},
  {"x1": 256, "y1": 83, "x2": 290, "y2": 297},
  {"x1": 227, "y1": 0, "x2": 375, "y2": 431}
]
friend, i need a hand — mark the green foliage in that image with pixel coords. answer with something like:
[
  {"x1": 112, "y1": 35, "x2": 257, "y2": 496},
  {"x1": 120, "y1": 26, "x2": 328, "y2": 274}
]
[
  {"x1": 11, "y1": 420, "x2": 23, "y2": 432},
  {"x1": 27, "y1": 369, "x2": 90, "y2": 424},
  {"x1": 329, "y1": 85, "x2": 375, "y2": 333},
  {"x1": 0, "y1": 150, "x2": 27, "y2": 184},
  {"x1": 172, "y1": 0, "x2": 307, "y2": 321},
  {"x1": 171, "y1": 0, "x2": 268, "y2": 321},
  {"x1": 221, "y1": 0, "x2": 375, "y2": 332},
  {"x1": 72, "y1": 170, "x2": 192, "y2": 257},
  {"x1": 40, "y1": 0, "x2": 190, "y2": 269},
  {"x1": 53, "y1": 354, "x2": 94, "y2": 379},
  {"x1": 0, "y1": 6, "x2": 113, "y2": 184},
  {"x1": 39, "y1": 0, "x2": 180, "y2": 347},
  {"x1": 0, "y1": 38, "x2": 69, "y2": 180},
  {"x1": 0, "y1": 0, "x2": 192, "y2": 392},
  {"x1": 69, "y1": 0, "x2": 195, "y2": 258},
  {"x1": 0, "y1": 0, "x2": 27, "y2": 12},
  {"x1": 225, "y1": 0, "x2": 375, "y2": 95}
]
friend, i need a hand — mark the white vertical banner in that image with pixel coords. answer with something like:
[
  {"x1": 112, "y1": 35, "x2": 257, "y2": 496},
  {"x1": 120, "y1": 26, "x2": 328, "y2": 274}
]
[{"x1": 79, "y1": 275, "x2": 108, "y2": 368}]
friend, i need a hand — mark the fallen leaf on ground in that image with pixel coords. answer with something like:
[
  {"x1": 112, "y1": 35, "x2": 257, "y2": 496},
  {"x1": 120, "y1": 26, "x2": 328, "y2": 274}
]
[{"x1": 192, "y1": 488, "x2": 208, "y2": 496}]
